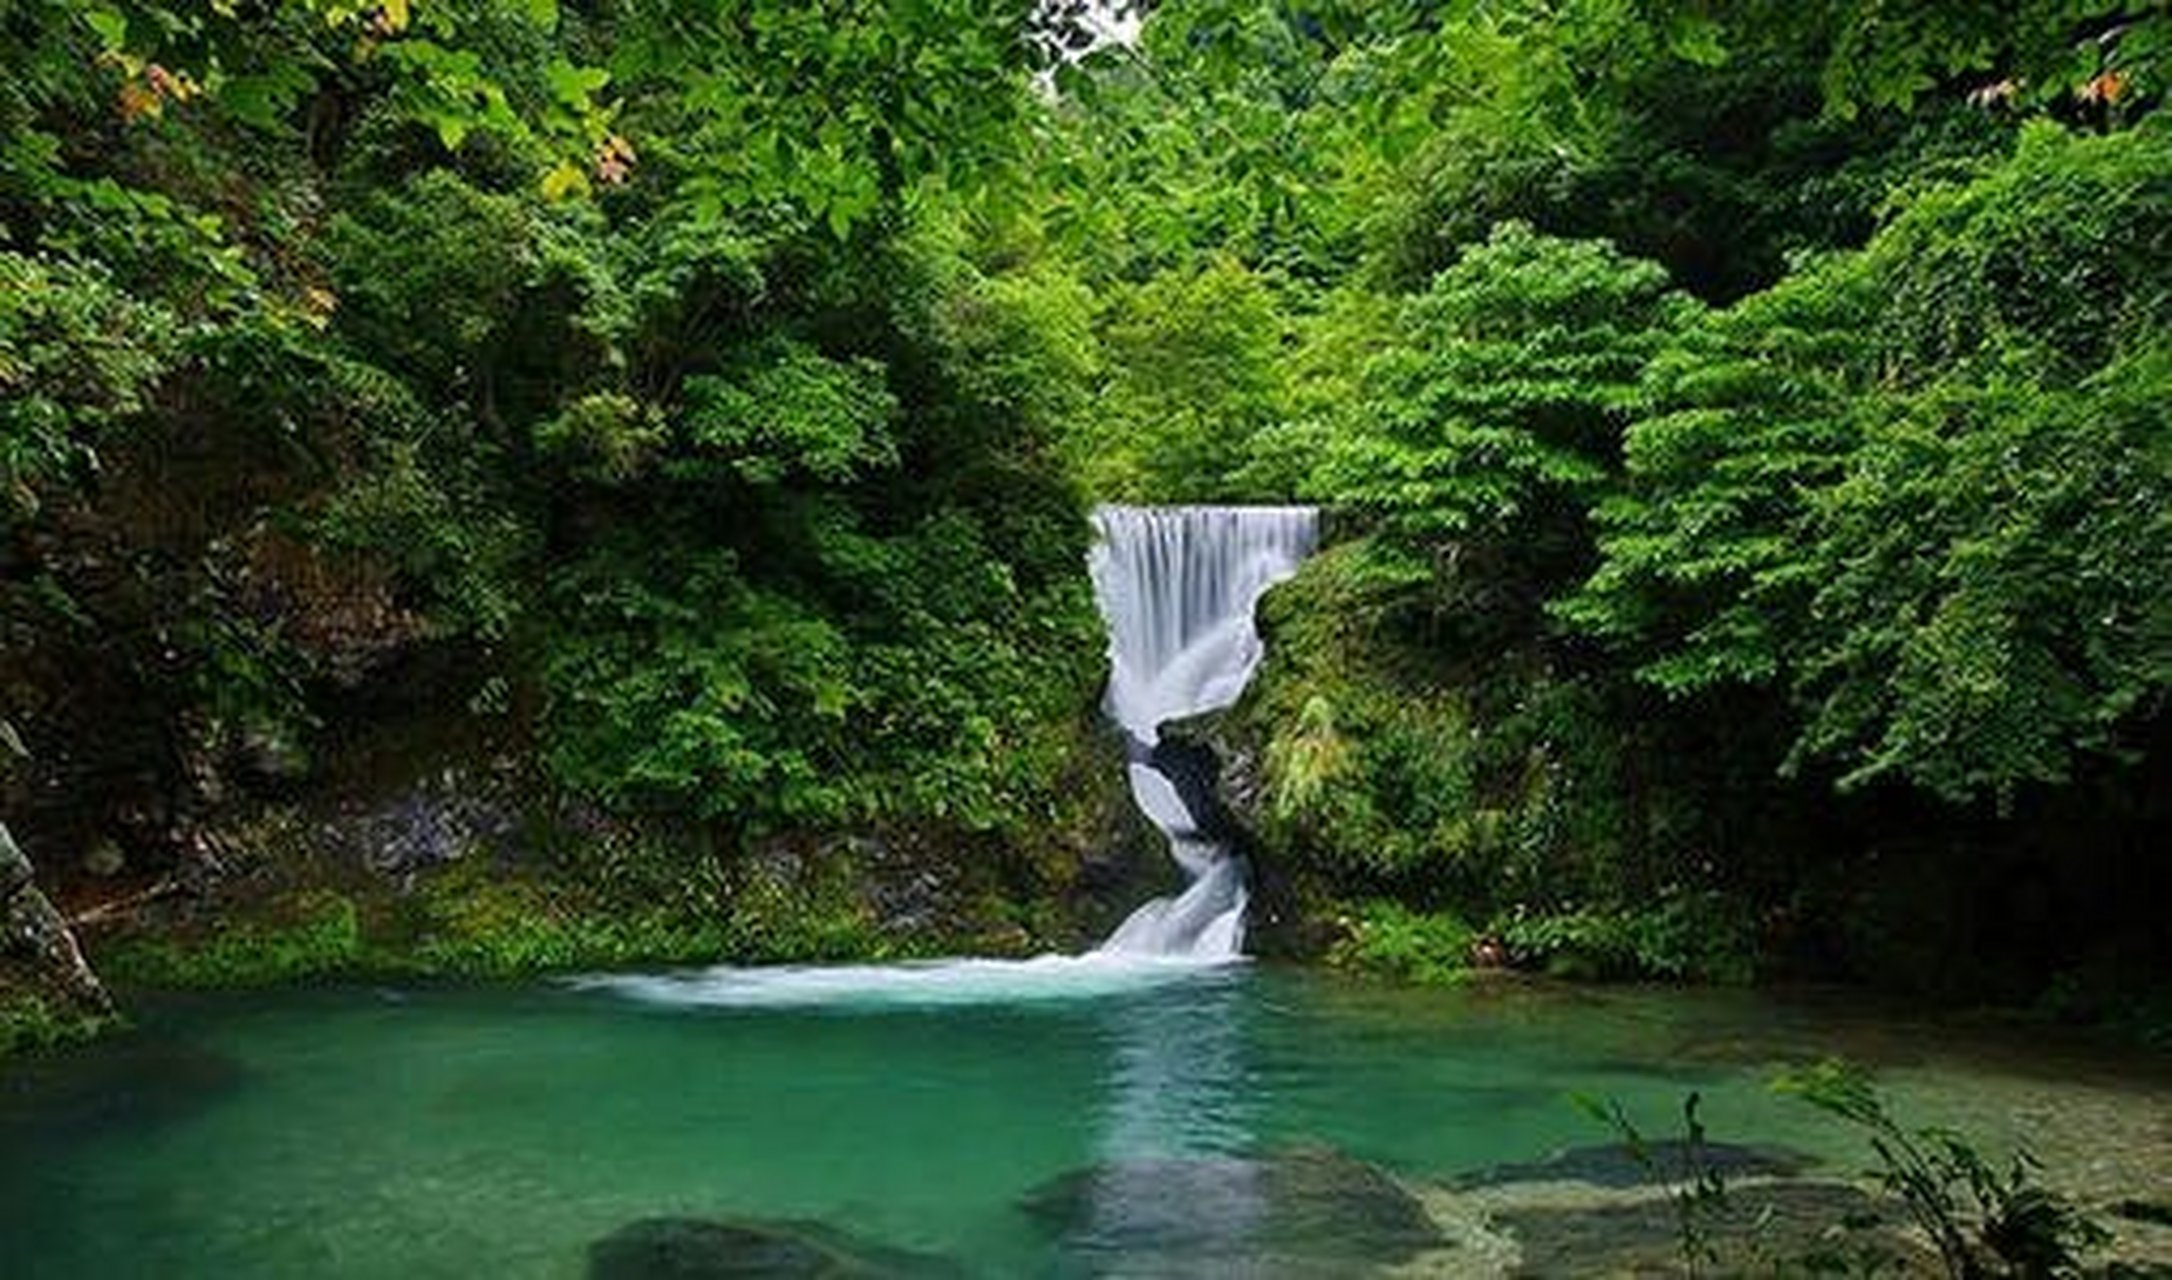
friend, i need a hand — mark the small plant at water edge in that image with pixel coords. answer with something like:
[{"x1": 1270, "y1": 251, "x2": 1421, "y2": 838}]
[
  {"x1": 1575, "y1": 1090, "x2": 1731, "y2": 1276},
  {"x1": 1775, "y1": 1059, "x2": 2111, "y2": 1278}
]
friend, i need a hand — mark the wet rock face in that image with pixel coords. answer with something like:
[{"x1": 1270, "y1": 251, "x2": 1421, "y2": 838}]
[
  {"x1": 314, "y1": 766, "x2": 524, "y2": 878},
  {"x1": 586, "y1": 1217, "x2": 962, "y2": 1280},
  {"x1": 1020, "y1": 1146, "x2": 1446, "y2": 1276},
  {"x1": 1, "y1": 820, "x2": 110, "y2": 1014},
  {"x1": 1128, "y1": 730, "x2": 1238, "y2": 844},
  {"x1": 1155, "y1": 712, "x2": 1261, "y2": 841},
  {"x1": 1155, "y1": 711, "x2": 1330, "y2": 959}
]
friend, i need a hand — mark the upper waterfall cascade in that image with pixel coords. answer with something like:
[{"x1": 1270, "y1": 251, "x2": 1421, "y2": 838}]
[{"x1": 1087, "y1": 505, "x2": 1319, "y2": 960}]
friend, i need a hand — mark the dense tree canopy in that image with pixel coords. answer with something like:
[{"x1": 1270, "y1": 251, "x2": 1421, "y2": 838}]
[
  {"x1": 2, "y1": 0, "x2": 2167, "y2": 1009},
  {"x1": 1015, "y1": 0, "x2": 2170, "y2": 994},
  {"x1": 1, "y1": 0, "x2": 1110, "y2": 850}
]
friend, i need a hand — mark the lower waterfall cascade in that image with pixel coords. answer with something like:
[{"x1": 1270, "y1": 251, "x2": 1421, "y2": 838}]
[{"x1": 1086, "y1": 504, "x2": 1320, "y2": 960}]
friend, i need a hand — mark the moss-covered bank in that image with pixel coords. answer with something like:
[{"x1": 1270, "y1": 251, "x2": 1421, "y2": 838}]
[{"x1": 1, "y1": 698, "x2": 1161, "y2": 1057}]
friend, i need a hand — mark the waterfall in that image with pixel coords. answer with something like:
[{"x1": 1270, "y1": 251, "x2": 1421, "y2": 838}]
[
  {"x1": 1088, "y1": 505, "x2": 1318, "y2": 960},
  {"x1": 573, "y1": 503, "x2": 1315, "y2": 1010}
]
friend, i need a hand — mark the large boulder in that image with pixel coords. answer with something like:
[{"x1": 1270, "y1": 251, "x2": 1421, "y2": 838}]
[
  {"x1": 1020, "y1": 1145, "x2": 1446, "y2": 1275},
  {"x1": 1, "y1": 820, "x2": 112, "y2": 1016}
]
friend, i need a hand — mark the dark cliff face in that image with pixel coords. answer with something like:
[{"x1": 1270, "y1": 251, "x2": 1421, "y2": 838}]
[
  {"x1": 1157, "y1": 705, "x2": 1334, "y2": 962},
  {"x1": 1112, "y1": 728, "x2": 1234, "y2": 844}
]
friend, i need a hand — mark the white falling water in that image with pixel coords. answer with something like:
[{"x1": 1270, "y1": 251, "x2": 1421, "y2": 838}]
[{"x1": 1088, "y1": 505, "x2": 1319, "y2": 961}]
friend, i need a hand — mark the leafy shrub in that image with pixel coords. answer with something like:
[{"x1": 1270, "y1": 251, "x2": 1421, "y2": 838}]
[
  {"x1": 1325, "y1": 901, "x2": 1477, "y2": 985},
  {"x1": 1085, "y1": 255, "x2": 1290, "y2": 501},
  {"x1": 0, "y1": 251, "x2": 179, "y2": 520},
  {"x1": 1494, "y1": 891, "x2": 1756, "y2": 984},
  {"x1": 1776, "y1": 1060, "x2": 2111, "y2": 1279},
  {"x1": 1311, "y1": 222, "x2": 1694, "y2": 615}
]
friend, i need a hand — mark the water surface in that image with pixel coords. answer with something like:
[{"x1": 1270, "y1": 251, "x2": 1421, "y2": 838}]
[{"x1": 3, "y1": 965, "x2": 2166, "y2": 1277}]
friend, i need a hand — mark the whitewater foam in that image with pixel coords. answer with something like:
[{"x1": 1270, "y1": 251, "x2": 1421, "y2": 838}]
[{"x1": 569, "y1": 952, "x2": 1240, "y2": 1010}]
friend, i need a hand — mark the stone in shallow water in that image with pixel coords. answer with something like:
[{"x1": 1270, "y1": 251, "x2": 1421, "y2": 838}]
[
  {"x1": 586, "y1": 1217, "x2": 962, "y2": 1280},
  {"x1": 1492, "y1": 1181, "x2": 1928, "y2": 1277},
  {"x1": 1020, "y1": 1145, "x2": 1445, "y2": 1276},
  {"x1": 1452, "y1": 1140, "x2": 1809, "y2": 1191}
]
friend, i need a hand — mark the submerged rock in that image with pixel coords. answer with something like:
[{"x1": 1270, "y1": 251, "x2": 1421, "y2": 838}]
[
  {"x1": 1021, "y1": 1145, "x2": 1445, "y2": 1275},
  {"x1": 0, "y1": 1033, "x2": 242, "y2": 1142},
  {"x1": 586, "y1": 1216, "x2": 962, "y2": 1280},
  {"x1": 1489, "y1": 1179, "x2": 1929, "y2": 1277},
  {"x1": 1452, "y1": 1139, "x2": 1810, "y2": 1191}
]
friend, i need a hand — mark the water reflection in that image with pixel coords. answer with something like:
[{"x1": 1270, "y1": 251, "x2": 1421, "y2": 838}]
[
  {"x1": 1067, "y1": 973, "x2": 1266, "y2": 1269},
  {"x1": 1095, "y1": 973, "x2": 1256, "y2": 1160}
]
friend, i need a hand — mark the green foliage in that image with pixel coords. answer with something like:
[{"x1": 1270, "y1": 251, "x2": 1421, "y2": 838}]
[
  {"x1": 540, "y1": 489, "x2": 1099, "y2": 831},
  {"x1": 1776, "y1": 1060, "x2": 2112, "y2": 1278},
  {"x1": 613, "y1": 0, "x2": 1063, "y2": 238},
  {"x1": 533, "y1": 392, "x2": 665, "y2": 484},
  {"x1": 1803, "y1": 0, "x2": 2172, "y2": 119},
  {"x1": 1791, "y1": 350, "x2": 2171, "y2": 799},
  {"x1": 324, "y1": 171, "x2": 560, "y2": 400},
  {"x1": 103, "y1": 891, "x2": 366, "y2": 988},
  {"x1": 0, "y1": 252, "x2": 179, "y2": 519},
  {"x1": 1311, "y1": 224, "x2": 1692, "y2": 596},
  {"x1": 718, "y1": 856, "x2": 898, "y2": 965},
  {"x1": 925, "y1": 259, "x2": 1101, "y2": 433},
  {"x1": 1215, "y1": 232, "x2": 1707, "y2": 922},
  {"x1": 1242, "y1": 545, "x2": 1489, "y2": 886},
  {"x1": 395, "y1": 866, "x2": 736, "y2": 977},
  {"x1": 0, "y1": 990, "x2": 118, "y2": 1058},
  {"x1": 1850, "y1": 121, "x2": 2172, "y2": 379},
  {"x1": 679, "y1": 340, "x2": 898, "y2": 485},
  {"x1": 1324, "y1": 901, "x2": 1476, "y2": 985},
  {"x1": 1, "y1": 0, "x2": 1111, "y2": 879},
  {"x1": 1567, "y1": 123, "x2": 2172, "y2": 801},
  {"x1": 90, "y1": 858, "x2": 904, "y2": 988},
  {"x1": 1494, "y1": 893, "x2": 1757, "y2": 984},
  {"x1": 1083, "y1": 256, "x2": 1288, "y2": 500},
  {"x1": 541, "y1": 545, "x2": 856, "y2": 822},
  {"x1": 1242, "y1": 542, "x2": 1672, "y2": 915},
  {"x1": 4, "y1": 0, "x2": 2169, "y2": 1014}
]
